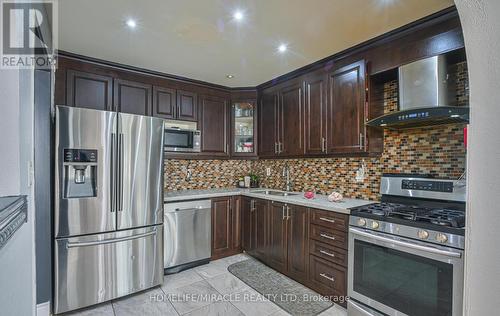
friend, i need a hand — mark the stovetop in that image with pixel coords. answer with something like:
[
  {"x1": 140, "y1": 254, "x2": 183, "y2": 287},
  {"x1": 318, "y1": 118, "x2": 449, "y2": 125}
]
[
  {"x1": 351, "y1": 202, "x2": 465, "y2": 235},
  {"x1": 353, "y1": 202, "x2": 465, "y2": 227}
]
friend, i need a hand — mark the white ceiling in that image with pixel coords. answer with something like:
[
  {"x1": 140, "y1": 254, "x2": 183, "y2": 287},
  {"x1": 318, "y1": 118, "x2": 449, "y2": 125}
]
[{"x1": 58, "y1": 0, "x2": 454, "y2": 87}]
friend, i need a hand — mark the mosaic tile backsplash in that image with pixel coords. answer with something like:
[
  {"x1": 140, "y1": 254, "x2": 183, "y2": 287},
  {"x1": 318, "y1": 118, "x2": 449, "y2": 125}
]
[{"x1": 165, "y1": 62, "x2": 468, "y2": 201}]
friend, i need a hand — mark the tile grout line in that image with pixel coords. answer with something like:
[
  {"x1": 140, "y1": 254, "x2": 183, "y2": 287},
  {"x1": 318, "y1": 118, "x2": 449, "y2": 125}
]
[
  {"x1": 110, "y1": 300, "x2": 117, "y2": 316},
  {"x1": 159, "y1": 280, "x2": 181, "y2": 316}
]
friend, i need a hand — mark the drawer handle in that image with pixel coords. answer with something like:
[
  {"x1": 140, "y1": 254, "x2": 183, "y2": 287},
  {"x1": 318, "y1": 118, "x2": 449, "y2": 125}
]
[
  {"x1": 319, "y1": 217, "x2": 335, "y2": 224},
  {"x1": 320, "y1": 273, "x2": 335, "y2": 282},
  {"x1": 320, "y1": 233, "x2": 335, "y2": 241},
  {"x1": 319, "y1": 249, "x2": 335, "y2": 258}
]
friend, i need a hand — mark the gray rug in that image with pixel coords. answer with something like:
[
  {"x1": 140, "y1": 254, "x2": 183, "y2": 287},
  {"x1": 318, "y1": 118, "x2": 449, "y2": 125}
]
[{"x1": 228, "y1": 258, "x2": 333, "y2": 316}]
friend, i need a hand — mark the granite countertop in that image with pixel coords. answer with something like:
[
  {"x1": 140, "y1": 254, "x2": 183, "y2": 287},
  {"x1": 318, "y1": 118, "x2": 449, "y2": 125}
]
[{"x1": 164, "y1": 188, "x2": 375, "y2": 214}]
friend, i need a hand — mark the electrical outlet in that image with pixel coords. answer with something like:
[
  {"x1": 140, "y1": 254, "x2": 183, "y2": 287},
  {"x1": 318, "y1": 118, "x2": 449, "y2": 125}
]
[
  {"x1": 266, "y1": 167, "x2": 271, "y2": 177},
  {"x1": 355, "y1": 161, "x2": 366, "y2": 183}
]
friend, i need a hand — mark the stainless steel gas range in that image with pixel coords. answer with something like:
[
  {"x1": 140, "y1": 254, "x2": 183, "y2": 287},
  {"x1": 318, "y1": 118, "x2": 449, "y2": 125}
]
[{"x1": 347, "y1": 174, "x2": 466, "y2": 316}]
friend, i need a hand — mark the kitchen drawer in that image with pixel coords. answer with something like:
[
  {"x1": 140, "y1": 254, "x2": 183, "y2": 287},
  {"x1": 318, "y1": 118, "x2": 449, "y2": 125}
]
[
  {"x1": 309, "y1": 239, "x2": 347, "y2": 267},
  {"x1": 308, "y1": 254, "x2": 347, "y2": 298},
  {"x1": 310, "y1": 224, "x2": 347, "y2": 249},
  {"x1": 310, "y1": 209, "x2": 348, "y2": 231}
]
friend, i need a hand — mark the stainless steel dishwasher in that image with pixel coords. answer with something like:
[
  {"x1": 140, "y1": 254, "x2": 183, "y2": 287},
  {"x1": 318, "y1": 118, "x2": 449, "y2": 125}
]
[{"x1": 164, "y1": 199, "x2": 211, "y2": 273}]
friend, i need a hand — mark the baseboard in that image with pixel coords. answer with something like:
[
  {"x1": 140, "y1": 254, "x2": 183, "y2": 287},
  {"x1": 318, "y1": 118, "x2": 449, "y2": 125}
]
[{"x1": 36, "y1": 301, "x2": 50, "y2": 316}]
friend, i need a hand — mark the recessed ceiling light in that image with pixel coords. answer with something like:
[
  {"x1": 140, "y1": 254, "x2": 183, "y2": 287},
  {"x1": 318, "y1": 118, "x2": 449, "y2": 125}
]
[
  {"x1": 226, "y1": 74, "x2": 234, "y2": 79},
  {"x1": 126, "y1": 19, "x2": 137, "y2": 29},
  {"x1": 233, "y1": 10, "x2": 244, "y2": 21},
  {"x1": 278, "y1": 44, "x2": 287, "y2": 53}
]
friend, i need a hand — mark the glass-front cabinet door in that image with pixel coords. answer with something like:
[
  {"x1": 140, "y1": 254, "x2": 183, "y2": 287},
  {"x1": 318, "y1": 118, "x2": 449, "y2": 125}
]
[{"x1": 231, "y1": 101, "x2": 257, "y2": 156}]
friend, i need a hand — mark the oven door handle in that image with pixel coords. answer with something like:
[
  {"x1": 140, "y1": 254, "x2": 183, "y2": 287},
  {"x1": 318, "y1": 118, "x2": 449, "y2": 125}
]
[{"x1": 349, "y1": 227, "x2": 462, "y2": 258}]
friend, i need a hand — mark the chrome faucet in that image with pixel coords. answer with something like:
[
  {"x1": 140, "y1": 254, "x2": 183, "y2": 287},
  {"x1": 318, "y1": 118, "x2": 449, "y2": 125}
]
[{"x1": 283, "y1": 164, "x2": 292, "y2": 192}]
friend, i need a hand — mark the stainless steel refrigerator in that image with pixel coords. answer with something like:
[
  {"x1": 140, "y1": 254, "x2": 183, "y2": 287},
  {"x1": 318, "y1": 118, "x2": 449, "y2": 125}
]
[{"x1": 53, "y1": 105, "x2": 164, "y2": 314}]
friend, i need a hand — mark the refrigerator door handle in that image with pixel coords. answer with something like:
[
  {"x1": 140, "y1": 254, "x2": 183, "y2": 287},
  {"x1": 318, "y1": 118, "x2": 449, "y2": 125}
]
[
  {"x1": 66, "y1": 230, "x2": 157, "y2": 249},
  {"x1": 118, "y1": 133, "x2": 124, "y2": 212},
  {"x1": 111, "y1": 133, "x2": 117, "y2": 212}
]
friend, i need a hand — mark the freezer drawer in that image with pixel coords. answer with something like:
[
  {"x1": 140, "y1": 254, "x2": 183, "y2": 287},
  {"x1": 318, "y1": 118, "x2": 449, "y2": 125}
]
[
  {"x1": 164, "y1": 200, "x2": 211, "y2": 269},
  {"x1": 54, "y1": 225, "x2": 163, "y2": 314}
]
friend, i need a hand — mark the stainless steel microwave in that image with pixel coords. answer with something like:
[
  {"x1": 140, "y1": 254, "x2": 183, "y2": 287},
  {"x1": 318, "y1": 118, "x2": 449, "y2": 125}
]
[{"x1": 164, "y1": 127, "x2": 201, "y2": 152}]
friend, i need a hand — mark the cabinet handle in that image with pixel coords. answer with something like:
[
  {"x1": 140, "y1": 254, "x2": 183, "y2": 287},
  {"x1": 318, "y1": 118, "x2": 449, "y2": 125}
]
[
  {"x1": 282, "y1": 205, "x2": 286, "y2": 220},
  {"x1": 359, "y1": 133, "x2": 364, "y2": 149},
  {"x1": 275, "y1": 142, "x2": 278, "y2": 154},
  {"x1": 320, "y1": 273, "x2": 335, "y2": 283},
  {"x1": 321, "y1": 137, "x2": 326, "y2": 153},
  {"x1": 319, "y1": 217, "x2": 335, "y2": 224},
  {"x1": 319, "y1": 249, "x2": 335, "y2": 258},
  {"x1": 251, "y1": 200, "x2": 255, "y2": 212},
  {"x1": 320, "y1": 233, "x2": 336, "y2": 241},
  {"x1": 286, "y1": 205, "x2": 291, "y2": 220},
  {"x1": 279, "y1": 142, "x2": 283, "y2": 153}
]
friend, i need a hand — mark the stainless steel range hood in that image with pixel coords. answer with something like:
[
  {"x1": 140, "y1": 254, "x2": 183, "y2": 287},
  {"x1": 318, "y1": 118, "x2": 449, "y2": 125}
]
[{"x1": 366, "y1": 55, "x2": 469, "y2": 129}]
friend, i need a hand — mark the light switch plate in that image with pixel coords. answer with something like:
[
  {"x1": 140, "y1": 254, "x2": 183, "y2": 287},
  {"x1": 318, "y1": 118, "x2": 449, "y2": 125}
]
[{"x1": 266, "y1": 167, "x2": 271, "y2": 176}]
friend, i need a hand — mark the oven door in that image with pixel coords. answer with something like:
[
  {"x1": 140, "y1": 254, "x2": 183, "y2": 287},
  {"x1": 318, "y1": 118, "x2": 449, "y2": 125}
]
[
  {"x1": 164, "y1": 128, "x2": 200, "y2": 152},
  {"x1": 348, "y1": 227, "x2": 464, "y2": 316}
]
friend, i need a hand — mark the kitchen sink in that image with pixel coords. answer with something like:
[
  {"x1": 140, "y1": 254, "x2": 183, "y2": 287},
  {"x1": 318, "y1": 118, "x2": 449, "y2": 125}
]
[{"x1": 252, "y1": 190, "x2": 299, "y2": 197}]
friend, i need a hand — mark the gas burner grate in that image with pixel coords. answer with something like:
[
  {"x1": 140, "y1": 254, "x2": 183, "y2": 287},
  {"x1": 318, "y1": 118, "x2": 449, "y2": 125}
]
[
  {"x1": 416, "y1": 209, "x2": 465, "y2": 228},
  {"x1": 356, "y1": 203, "x2": 406, "y2": 216}
]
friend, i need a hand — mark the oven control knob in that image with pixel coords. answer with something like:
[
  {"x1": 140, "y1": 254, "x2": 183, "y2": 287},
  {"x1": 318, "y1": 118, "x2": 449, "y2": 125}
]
[
  {"x1": 417, "y1": 230, "x2": 429, "y2": 239},
  {"x1": 436, "y1": 233, "x2": 448, "y2": 243},
  {"x1": 357, "y1": 218, "x2": 367, "y2": 227},
  {"x1": 371, "y1": 221, "x2": 380, "y2": 229}
]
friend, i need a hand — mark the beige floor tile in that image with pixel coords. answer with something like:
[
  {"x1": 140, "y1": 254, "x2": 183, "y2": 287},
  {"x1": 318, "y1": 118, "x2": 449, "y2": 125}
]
[
  {"x1": 112, "y1": 288, "x2": 178, "y2": 316},
  {"x1": 162, "y1": 268, "x2": 204, "y2": 292},
  {"x1": 166, "y1": 280, "x2": 221, "y2": 315},
  {"x1": 183, "y1": 301, "x2": 244, "y2": 316}
]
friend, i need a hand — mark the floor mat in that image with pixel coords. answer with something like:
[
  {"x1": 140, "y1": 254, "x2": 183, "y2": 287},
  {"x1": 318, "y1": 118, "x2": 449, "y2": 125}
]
[{"x1": 228, "y1": 258, "x2": 333, "y2": 315}]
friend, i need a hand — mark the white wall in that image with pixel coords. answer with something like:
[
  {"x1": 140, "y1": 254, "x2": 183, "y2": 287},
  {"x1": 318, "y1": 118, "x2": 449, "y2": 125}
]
[
  {"x1": 0, "y1": 67, "x2": 36, "y2": 316},
  {"x1": 455, "y1": 1, "x2": 500, "y2": 315}
]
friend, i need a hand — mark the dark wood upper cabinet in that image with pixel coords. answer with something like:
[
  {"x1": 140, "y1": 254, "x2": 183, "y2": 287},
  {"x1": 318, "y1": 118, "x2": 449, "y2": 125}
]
[
  {"x1": 287, "y1": 205, "x2": 309, "y2": 283},
  {"x1": 258, "y1": 91, "x2": 279, "y2": 157},
  {"x1": 113, "y1": 79, "x2": 152, "y2": 116},
  {"x1": 199, "y1": 94, "x2": 229, "y2": 156},
  {"x1": 231, "y1": 100, "x2": 258, "y2": 157},
  {"x1": 268, "y1": 202, "x2": 288, "y2": 273},
  {"x1": 304, "y1": 73, "x2": 328, "y2": 155},
  {"x1": 177, "y1": 90, "x2": 198, "y2": 121},
  {"x1": 279, "y1": 82, "x2": 304, "y2": 156},
  {"x1": 152, "y1": 86, "x2": 176, "y2": 119},
  {"x1": 66, "y1": 70, "x2": 113, "y2": 111},
  {"x1": 328, "y1": 60, "x2": 366, "y2": 153}
]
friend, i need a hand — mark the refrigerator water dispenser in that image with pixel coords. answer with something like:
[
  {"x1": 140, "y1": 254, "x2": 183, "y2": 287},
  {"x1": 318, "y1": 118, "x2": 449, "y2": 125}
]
[{"x1": 63, "y1": 149, "x2": 98, "y2": 198}]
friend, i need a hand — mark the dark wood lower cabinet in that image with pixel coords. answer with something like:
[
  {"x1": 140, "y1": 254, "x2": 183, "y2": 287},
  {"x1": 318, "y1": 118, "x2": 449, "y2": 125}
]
[
  {"x1": 231, "y1": 197, "x2": 242, "y2": 251},
  {"x1": 241, "y1": 197, "x2": 254, "y2": 252},
  {"x1": 253, "y1": 199, "x2": 268, "y2": 261},
  {"x1": 308, "y1": 255, "x2": 347, "y2": 301},
  {"x1": 234, "y1": 198, "x2": 348, "y2": 306},
  {"x1": 287, "y1": 205, "x2": 309, "y2": 283},
  {"x1": 268, "y1": 202, "x2": 288, "y2": 272},
  {"x1": 211, "y1": 196, "x2": 241, "y2": 260},
  {"x1": 241, "y1": 197, "x2": 269, "y2": 262}
]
